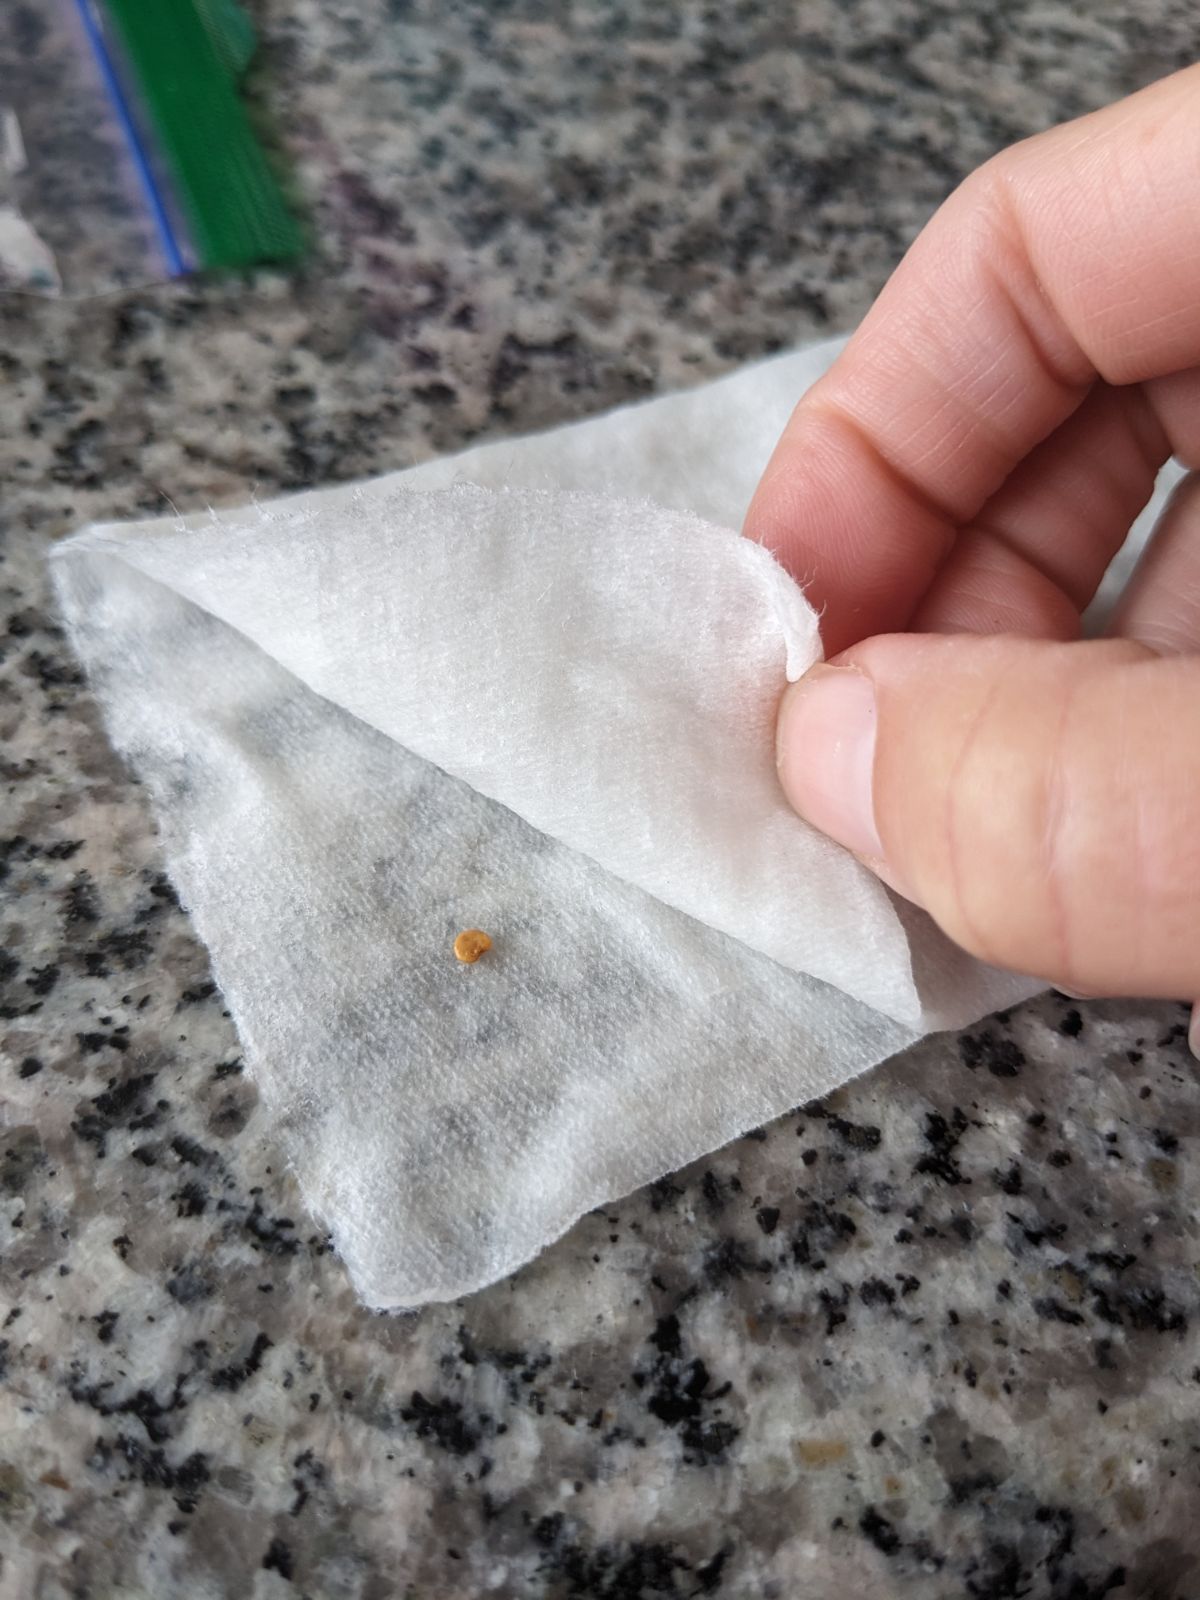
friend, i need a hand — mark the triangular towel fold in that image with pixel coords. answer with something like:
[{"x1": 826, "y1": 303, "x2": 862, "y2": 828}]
[{"x1": 52, "y1": 339, "x2": 1039, "y2": 1307}]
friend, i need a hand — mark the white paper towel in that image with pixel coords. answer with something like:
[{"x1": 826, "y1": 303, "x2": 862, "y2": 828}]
[{"x1": 52, "y1": 337, "x2": 1173, "y2": 1308}]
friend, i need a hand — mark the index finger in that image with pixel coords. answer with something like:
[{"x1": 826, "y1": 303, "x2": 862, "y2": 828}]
[{"x1": 745, "y1": 64, "x2": 1200, "y2": 654}]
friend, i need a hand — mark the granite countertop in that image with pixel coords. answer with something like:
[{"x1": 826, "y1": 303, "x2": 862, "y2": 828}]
[{"x1": 3, "y1": 3, "x2": 1199, "y2": 1596}]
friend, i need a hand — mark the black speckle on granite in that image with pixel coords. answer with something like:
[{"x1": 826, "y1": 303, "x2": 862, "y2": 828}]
[
  {"x1": 210, "y1": 1332, "x2": 273, "y2": 1393},
  {"x1": 178, "y1": 981, "x2": 217, "y2": 1006},
  {"x1": 829, "y1": 1114, "x2": 883, "y2": 1150},
  {"x1": 701, "y1": 1234, "x2": 763, "y2": 1289},
  {"x1": 262, "y1": 1537, "x2": 294, "y2": 1580},
  {"x1": 26, "y1": 963, "x2": 60, "y2": 996},
  {"x1": 699, "y1": 1168, "x2": 725, "y2": 1212},
  {"x1": 914, "y1": 1108, "x2": 971, "y2": 1186},
  {"x1": 96, "y1": 1435, "x2": 211, "y2": 1501},
  {"x1": 241, "y1": 1201, "x2": 300, "y2": 1257},
  {"x1": 71, "y1": 1071, "x2": 158, "y2": 1157},
  {"x1": 168, "y1": 1133, "x2": 214, "y2": 1168},
  {"x1": 1033, "y1": 1297, "x2": 1087, "y2": 1328},
  {"x1": 531, "y1": 1521, "x2": 730, "y2": 1600},
  {"x1": 165, "y1": 1264, "x2": 216, "y2": 1305},
  {"x1": 172, "y1": 1180, "x2": 207, "y2": 1218},
  {"x1": 860, "y1": 1505, "x2": 902, "y2": 1555},
  {"x1": 400, "y1": 1392, "x2": 485, "y2": 1458},
  {"x1": 637, "y1": 1311, "x2": 738, "y2": 1463},
  {"x1": 792, "y1": 1196, "x2": 857, "y2": 1269},
  {"x1": 995, "y1": 1161, "x2": 1023, "y2": 1195},
  {"x1": 960, "y1": 1029, "x2": 1026, "y2": 1078},
  {"x1": 0, "y1": 1126, "x2": 44, "y2": 1203},
  {"x1": 647, "y1": 1175, "x2": 683, "y2": 1212},
  {"x1": 69, "y1": 1363, "x2": 190, "y2": 1444},
  {"x1": 63, "y1": 873, "x2": 100, "y2": 925},
  {"x1": 859, "y1": 1277, "x2": 897, "y2": 1308}
]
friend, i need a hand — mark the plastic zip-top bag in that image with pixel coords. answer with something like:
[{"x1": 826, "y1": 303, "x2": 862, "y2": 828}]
[{"x1": 0, "y1": 0, "x2": 302, "y2": 298}]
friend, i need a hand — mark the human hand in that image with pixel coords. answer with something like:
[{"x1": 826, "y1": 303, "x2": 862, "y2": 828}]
[{"x1": 747, "y1": 65, "x2": 1200, "y2": 1035}]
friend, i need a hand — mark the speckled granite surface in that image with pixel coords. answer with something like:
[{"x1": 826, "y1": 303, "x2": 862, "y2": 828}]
[{"x1": 3, "y1": 4, "x2": 1200, "y2": 1596}]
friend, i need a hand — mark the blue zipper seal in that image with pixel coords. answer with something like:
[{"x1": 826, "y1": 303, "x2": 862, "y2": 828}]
[{"x1": 73, "y1": 0, "x2": 187, "y2": 279}]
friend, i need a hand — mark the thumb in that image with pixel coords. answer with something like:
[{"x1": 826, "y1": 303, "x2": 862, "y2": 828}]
[{"x1": 776, "y1": 633, "x2": 1200, "y2": 999}]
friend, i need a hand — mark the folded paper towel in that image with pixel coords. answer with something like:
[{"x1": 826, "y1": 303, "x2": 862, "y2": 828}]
[{"x1": 54, "y1": 336, "x2": 1124, "y2": 1308}]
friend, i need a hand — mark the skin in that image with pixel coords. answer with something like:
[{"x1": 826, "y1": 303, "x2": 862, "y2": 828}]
[{"x1": 752, "y1": 65, "x2": 1200, "y2": 1016}]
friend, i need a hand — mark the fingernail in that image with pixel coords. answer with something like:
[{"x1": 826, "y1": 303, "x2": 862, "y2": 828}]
[
  {"x1": 777, "y1": 665, "x2": 884, "y2": 860},
  {"x1": 1056, "y1": 987, "x2": 1098, "y2": 1002},
  {"x1": 1189, "y1": 1002, "x2": 1200, "y2": 1061}
]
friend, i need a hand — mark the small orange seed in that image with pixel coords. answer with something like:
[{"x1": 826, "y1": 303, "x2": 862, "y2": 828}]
[{"x1": 453, "y1": 929, "x2": 492, "y2": 964}]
